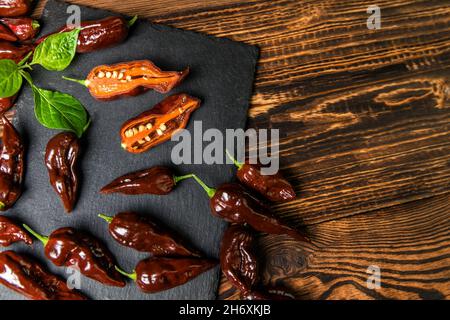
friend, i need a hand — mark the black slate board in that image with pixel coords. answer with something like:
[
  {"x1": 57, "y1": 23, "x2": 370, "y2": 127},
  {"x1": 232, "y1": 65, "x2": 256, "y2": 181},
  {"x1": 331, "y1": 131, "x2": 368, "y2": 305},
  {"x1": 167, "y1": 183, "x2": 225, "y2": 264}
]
[{"x1": 0, "y1": 0, "x2": 258, "y2": 300}]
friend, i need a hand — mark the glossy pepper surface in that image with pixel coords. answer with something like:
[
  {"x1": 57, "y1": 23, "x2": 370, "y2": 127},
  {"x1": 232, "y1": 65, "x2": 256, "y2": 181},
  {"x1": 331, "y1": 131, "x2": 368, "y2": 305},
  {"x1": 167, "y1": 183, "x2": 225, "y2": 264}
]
[
  {"x1": 100, "y1": 166, "x2": 193, "y2": 195},
  {"x1": 99, "y1": 212, "x2": 201, "y2": 257},
  {"x1": 0, "y1": 94, "x2": 17, "y2": 113},
  {"x1": 226, "y1": 150, "x2": 296, "y2": 202},
  {"x1": 0, "y1": 0, "x2": 32, "y2": 17},
  {"x1": 63, "y1": 60, "x2": 189, "y2": 100},
  {"x1": 0, "y1": 41, "x2": 34, "y2": 63},
  {"x1": 23, "y1": 225, "x2": 126, "y2": 287},
  {"x1": 117, "y1": 257, "x2": 217, "y2": 293},
  {"x1": 45, "y1": 132, "x2": 80, "y2": 213},
  {"x1": 0, "y1": 216, "x2": 32, "y2": 247},
  {"x1": 120, "y1": 94, "x2": 200, "y2": 154},
  {"x1": 0, "y1": 17, "x2": 40, "y2": 41},
  {"x1": 0, "y1": 23, "x2": 17, "y2": 41},
  {"x1": 192, "y1": 176, "x2": 309, "y2": 242},
  {"x1": 37, "y1": 16, "x2": 137, "y2": 53},
  {"x1": 220, "y1": 224, "x2": 259, "y2": 294},
  {"x1": 0, "y1": 116, "x2": 24, "y2": 211}
]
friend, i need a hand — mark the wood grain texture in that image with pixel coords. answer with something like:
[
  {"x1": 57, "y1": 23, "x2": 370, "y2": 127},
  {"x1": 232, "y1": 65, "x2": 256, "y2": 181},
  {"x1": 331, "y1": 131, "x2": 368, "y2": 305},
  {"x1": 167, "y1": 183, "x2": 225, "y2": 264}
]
[{"x1": 30, "y1": 0, "x2": 450, "y2": 299}]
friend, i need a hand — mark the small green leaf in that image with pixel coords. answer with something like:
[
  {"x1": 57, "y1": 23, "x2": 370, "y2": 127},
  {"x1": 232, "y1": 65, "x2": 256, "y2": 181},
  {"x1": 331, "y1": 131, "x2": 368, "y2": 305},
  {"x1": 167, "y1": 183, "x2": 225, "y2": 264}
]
[
  {"x1": 31, "y1": 29, "x2": 80, "y2": 71},
  {"x1": 0, "y1": 59, "x2": 22, "y2": 98},
  {"x1": 32, "y1": 86, "x2": 90, "y2": 138}
]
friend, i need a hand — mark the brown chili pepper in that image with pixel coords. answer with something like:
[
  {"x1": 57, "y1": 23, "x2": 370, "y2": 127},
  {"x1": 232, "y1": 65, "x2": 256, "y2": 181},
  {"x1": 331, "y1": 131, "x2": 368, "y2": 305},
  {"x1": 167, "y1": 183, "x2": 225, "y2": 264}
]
[
  {"x1": 0, "y1": 23, "x2": 17, "y2": 41},
  {"x1": 120, "y1": 94, "x2": 200, "y2": 154},
  {"x1": 100, "y1": 166, "x2": 194, "y2": 195},
  {"x1": 0, "y1": 41, "x2": 34, "y2": 63},
  {"x1": 98, "y1": 212, "x2": 201, "y2": 257},
  {"x1": 45, "y1": 132, "x2": 80, "y2": 213},
  {"x1": 116, "y1": 257, "x2": 217, "y2": 293},
  {"x1": 22, "y1": 225, "x2": 126, "y2": 287},
  {"x1": 191, "y1": 176, "x2": 309, "y2": 242},
  {"x1": 0, "y1": 250, "x2": 88, "y2": 300},
  {"x1": 0, "y1": 0, "x2": 31, "y2": 17},
  {"x1": 220, "y1": 224, "x2": 259, "y2": 295},
  {"x1": 0, "y1": 116, "x2": 24, "y2": 211},
  {"x1": 226, "y1": 150, "x2": 296, "y2": 202},
  {"x1": 0, "y1": 18, "x2": 40, "y2": 41},
  {"x1": 0, "y1": 94, "x2": 17, "y2": 113},
  {"x1": 37, "y1": 16, "x2": 137, "y2": 53},
  {"x1": 0, "y1": 215, "x2": 32, "y2": 247},
  {"x1": 63, "y1": 60, "x2": 189, "y2": 100}
]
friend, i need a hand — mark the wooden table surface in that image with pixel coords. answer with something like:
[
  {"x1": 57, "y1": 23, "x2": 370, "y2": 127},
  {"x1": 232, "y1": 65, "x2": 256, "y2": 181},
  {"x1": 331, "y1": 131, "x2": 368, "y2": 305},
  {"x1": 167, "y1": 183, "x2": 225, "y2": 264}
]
[{"x1": 34, "y1": 0, "x2": 450, "y2": 300}]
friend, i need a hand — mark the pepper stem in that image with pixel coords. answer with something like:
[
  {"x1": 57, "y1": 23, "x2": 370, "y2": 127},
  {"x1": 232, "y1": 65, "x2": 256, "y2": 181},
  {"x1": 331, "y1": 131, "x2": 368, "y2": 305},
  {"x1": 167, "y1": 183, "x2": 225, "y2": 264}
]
[
  {"x1": 225, "y1": 149, "x2": 244, "y2": 170},
  {"x1": 115, "y1": 266, "x2": 137, "y2": 281},
  {"x1": 62, "y1": 76, "x2": 88, "y2": 87},
  {"x1": 0, "y1": 202, "x2": 5, "y2": 211},
  {"x1": 98, "y1": 214, "x2": 113, "y2": 224},
  {"x1": 173, "y1": 174, "x2": 194, "y2": 185},
  {"x1": 32, "y1": 20, "x2": 40, "y2": 30},
  {"x1": 22, "y1": 224, "x2": 49, "y2": 246},
  {"x1": 128, "y1": 15, "x2": 138, "y2": 28},
  {"x1": 191, "y1": 175, "x2": 216, "y2": 199}
]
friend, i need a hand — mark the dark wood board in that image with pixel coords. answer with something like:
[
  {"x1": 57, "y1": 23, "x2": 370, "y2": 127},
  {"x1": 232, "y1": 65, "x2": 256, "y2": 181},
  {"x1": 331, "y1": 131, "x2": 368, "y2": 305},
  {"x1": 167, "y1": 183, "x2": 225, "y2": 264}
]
[{"x1": 0, "y1": 0, "x2": 258, "y2": 300}]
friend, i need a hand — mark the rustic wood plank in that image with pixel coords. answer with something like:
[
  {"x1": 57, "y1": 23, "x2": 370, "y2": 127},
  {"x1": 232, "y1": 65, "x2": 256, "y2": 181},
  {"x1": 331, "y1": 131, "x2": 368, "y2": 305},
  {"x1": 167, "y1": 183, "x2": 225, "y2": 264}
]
[{"x1": 220, "y1": 194, "x2": 450, "y2": 300}]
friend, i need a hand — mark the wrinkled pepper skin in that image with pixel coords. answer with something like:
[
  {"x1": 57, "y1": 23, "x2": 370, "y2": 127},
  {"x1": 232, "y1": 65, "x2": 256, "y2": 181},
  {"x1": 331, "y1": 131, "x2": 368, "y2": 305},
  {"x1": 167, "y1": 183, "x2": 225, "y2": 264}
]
[
  {"x1": 44, "y1": 227, "x2": 125, "y2": 287},
  {"x1": 78, "y1": 60, "x2": 189, "y2": 100},
  {"x1": 0, "y1": 94, "x2": 17, "y2": 113},
  {"x1": 0, "y1": 251, "x2": 87, "y2": 300},
  {"x1": 101, "y1": 166, "x2": 176, "y2": 195},
  {"x1": 211, "y1": 183, "x2": 309, "y2": 242},
  {"x1": 220, "y1": 224, "x2": 259, "y2": 295},
  {"x1": 45, "y1": 132, "x2": 80, "y2": 213},
  {"x1": 0, "y1": 116, "x2": 24, "y2": 211},
  {"x1": 237, "y1": 163, "x2": 296, "y2": 202},
  {"x1": 0, "y1": 0, "x2": 31, "y2": 17},
  {"x1": 37, "y1": 16, "x2": 134, "y2": 53},
  {"x1": 120, "y1": 94, "x2": 200, "y2": 154},
  {"x1": 0, "y1": 216, "x2": 32, "y2": 247},
  {"x1": 0, "y1": 41, "x2": 34, "y2": 63},
  {"x1": 134, "y1": 257, "x2": 217, "y2": 293},
  {"x1": 0, "y1": 23, "x2": 17, "y2": 41},
  {"x1": 0, "y1": 18, "x2": 40, "y2": 41},
  {"x1": 103, "y1": 212, "x2": 200, "y2": 257}
]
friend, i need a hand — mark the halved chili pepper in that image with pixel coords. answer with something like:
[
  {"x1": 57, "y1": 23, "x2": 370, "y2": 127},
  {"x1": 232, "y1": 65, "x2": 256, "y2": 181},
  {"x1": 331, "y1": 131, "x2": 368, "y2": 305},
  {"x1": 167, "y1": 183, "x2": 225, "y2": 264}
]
[
  {"x1": 191, "y1": 175, "x2": 309, "y2": 242},
  {"x1": 120, "y1": 94, "x2": 201, "y2": 154},
  {"x1": 0, "y1": 116, "x2": 24, "y2": 211},
  {"x1": 226, "y1": 150, "x2": 296, "y2": 202},
  {"x1": 0, "y1": 41, "x2": 34, "y2": 63},
  {"x1": 98, "y1": 212, "x2": 201, "y2": 257},
  {"x1": 0, "y1": 17, "x2": 40, "y2": 41},
  {"x1": 0, "y1": 215, "x2": 32, "y2": 247},
  {"x1": 62, "y1": 60, "x2": 189, "y2": 100},
  {"x1": 100, "y1": 166, "x2": 193, "y2": 195},
  {"x1": 45, "y1": 132, "x2": 81, "y2": 213},
  {"x1": 36, "y1": 16, "x2": 137, "y2": 53},
  {"x1": 0, "y1": 94, "x2": 17, "y2": 113},
  {"x1": 0, "y1": 250, "x2": 88, "y2": 300},
  {"x1": 0, "y1": 0, "x2": 32, "y2": 17},
  {"x1": 22, "y1": 225, "x2": 126, "y2": 287},
  {"x1": 0, "y1": 23, "x2": 18, "y2": 41},
  {"x1": 116, "y1": 257, "x2": 217, "y2": 293}
]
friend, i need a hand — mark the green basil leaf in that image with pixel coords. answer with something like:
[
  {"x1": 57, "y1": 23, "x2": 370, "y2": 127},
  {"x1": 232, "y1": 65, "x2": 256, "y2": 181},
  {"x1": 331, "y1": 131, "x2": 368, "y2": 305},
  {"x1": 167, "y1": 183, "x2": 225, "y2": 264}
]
[
  {"x1": 31, "y1": 29, "x2": 80, "y2": 71},
  {"x1": 32, "y1": 86, "x2": 89, "y2": 138},
  {"x1": 0, "y1": 59, "x2": 23, "y2": 98}
]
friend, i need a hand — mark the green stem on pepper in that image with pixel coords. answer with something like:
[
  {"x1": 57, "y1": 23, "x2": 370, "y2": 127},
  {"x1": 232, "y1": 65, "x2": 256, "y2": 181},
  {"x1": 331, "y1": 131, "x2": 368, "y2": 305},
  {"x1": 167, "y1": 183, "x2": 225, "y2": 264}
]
[
  {"x1": 173, "y1": 174, "x2": 195, "y2": 185},
  {"x1": 191, "y1": 175, "x2": 216, "y2": 199},
  {"x1": 22, "y1": 224, "x2": 49, "y2": 246},
  {"x1": 98, "y1": 214, "x2": 113, "y2": 224},
  {"x1": 115, "y1": 266, "x2": 137, "y2": 281},
  {"x1": 128, "y1": 16, "x2": 138, "y2": 28},
  {"x1": 62, "y1": 76, "x2": 89, "y2": 87},
  {"x1": 225, "y1": 149, "x2": 244, "y2": 170}
]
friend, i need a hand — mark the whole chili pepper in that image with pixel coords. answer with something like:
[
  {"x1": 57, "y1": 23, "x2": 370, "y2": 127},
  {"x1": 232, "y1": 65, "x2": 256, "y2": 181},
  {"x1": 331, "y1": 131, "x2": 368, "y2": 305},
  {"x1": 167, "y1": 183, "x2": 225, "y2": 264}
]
[
  {"x1": 0, "y1": 18, "x2": 40, "y2": 41},
  {"x1": 226, "y1": 150, "x2": 296, "y2": 202},
  {"x1": 0, "y1": 116, "x2": 24, "y2": 211},
  {"x1": 0, "y1": 250, "x2": 87, "y2": 300},
  {"x1": 0, "y1": 23, "x2": 17, "y2": 41},
  {"x1": 120, "y1": 94, "x2": 201, "y2": 154},
  {"x1": 45, "y1": 132, "x2": 81, "y2": 213},
  {"x1": 62, "y1": 60, "x2": 189, "y2": 100},
  {"x1": 100, "y1": 166, "x2": 193, "y2": 195},
  {"x1": 22, "y1": 225, "x2": 126, "y2": 287},
  {"x1": 0, "y1": 41, "x2": 34, "y2": 63},
  {"x1": 0, "y1": 0, "x2": 32, "y2": 17},
  {"x1": 0, "y1": 94, "x2": 17, "y2": 113},
  {"x1": 37, "y1": 16, "x2": 137, "y2": 53},
  {"x1": 191, "y1": 175, "x2": 309, "y2": 242},
  {"x1": 220, "y1": 224, "x2": 259, "y2": 295},
  {"x1": 0, "y1": 215, "x2": 32, "y2": 247},
  {"x1": 116, "y1": 257, "x2": 217, "y2": 293},
  {"x1": 98, "y1": 212, "x2": 201, "y2": 257}
]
